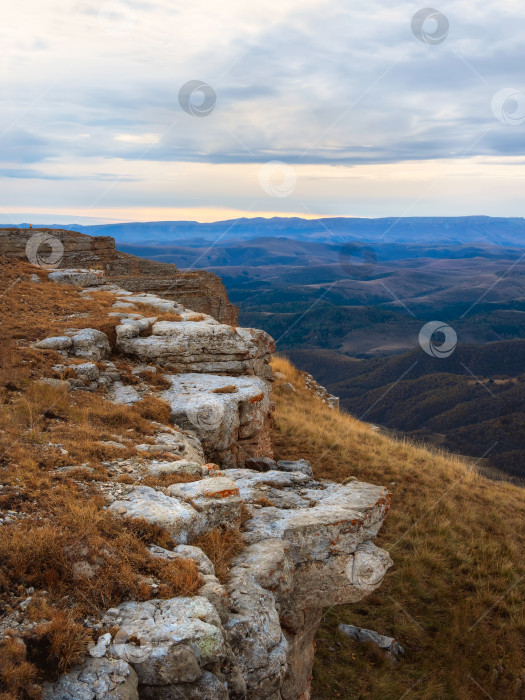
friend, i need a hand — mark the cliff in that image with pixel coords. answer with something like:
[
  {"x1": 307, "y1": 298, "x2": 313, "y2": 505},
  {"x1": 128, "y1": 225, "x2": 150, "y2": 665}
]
[
  {"x1": 0, "y1": 228, "x2": 238, "y2": 325},
  {"x1": 0, "y1": 231, "x2": 392, "y2": 699},
  {"x1": 2, "y1": 230, "x2": 524, "y2": 699}
]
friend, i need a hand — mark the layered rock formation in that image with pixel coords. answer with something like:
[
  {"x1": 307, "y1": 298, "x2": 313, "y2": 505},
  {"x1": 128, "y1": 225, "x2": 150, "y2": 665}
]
[
  {"x1": 0, "y1": 228, "x2": 237, "y2": 324},
  {"x1": 14, "y1": 236, "x2": 393, "y2": 699},
  {"x1": 43, "y1": 471, "x2": 391, "y2": 700}
]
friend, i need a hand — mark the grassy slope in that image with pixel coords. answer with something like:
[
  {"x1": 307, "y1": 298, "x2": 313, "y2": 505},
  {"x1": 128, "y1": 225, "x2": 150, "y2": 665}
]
[{"x1": 271, "y1": 356, "x2": 525, "y2": 700}]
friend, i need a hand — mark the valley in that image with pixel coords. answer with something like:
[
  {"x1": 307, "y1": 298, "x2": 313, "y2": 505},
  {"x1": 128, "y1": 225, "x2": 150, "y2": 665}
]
[{"x1": 85, "y1": 219, "x2": 525, "y2": 482}]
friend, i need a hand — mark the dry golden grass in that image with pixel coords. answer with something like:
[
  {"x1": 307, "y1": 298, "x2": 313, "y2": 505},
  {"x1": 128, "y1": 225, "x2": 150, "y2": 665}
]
[
  {"x1": 134, "y1": 395, "x2": 172, "y2": 423},
  {"x1": 0, "y1": 637, "x2": 40, "y2": 700},
  {"x1": 141, "y1": 473, "x2": 199, "y2": 489},
  {"x1": 31, "y1": 612, "x2": 93, "y2": 675},
  {"x1": 193, "y1": 528, "x2": 245, "y2": 583},
  {"x1": 133, "y1": 302, "x2": 183, "y2": 323},
  {"x1": 0, "y1": 260, "x2": 117, "y2": 345},
  {"x1": 271, "y1": 356, "x2": 525, "y2": 700},
  {"x1": 137, "y1": 370, "x2": 171, "y2": 389},
  {"x1": 212, "y1": 385, "x2": 238, "y2": 394}
]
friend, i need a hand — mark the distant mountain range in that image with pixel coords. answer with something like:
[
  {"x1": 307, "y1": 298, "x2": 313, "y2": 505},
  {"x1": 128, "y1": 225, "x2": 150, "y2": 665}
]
[{"x1": 15, "y1": 215, "x2": 525, "y2": 247}]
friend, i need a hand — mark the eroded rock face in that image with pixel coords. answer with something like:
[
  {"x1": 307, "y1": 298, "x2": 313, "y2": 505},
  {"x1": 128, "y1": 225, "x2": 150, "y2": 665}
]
[
  {"x1": 162, "y1": 373, "x2": 273, "y2": 467},
  {"x1": 82, "y1": 469, "x2": 391, "y2": 700},
  {"x1": 0, "y1": 227, "x2": 237, "y2": 324},
  {"x1": 221, "y1": 471, "x2": 392, "y2": 699},
  {"x1": 109, "y1": 479, "x2": 241, "y2": 543},
  {"x1": 20, "y1": 229, "x2": 393, "y2": 700},
  {"x1": 103, "y1": 598, "x2": 225, "y2": 687},
  {"x1": 70, "y1": 328, "x2": 111, "y2": 361}
]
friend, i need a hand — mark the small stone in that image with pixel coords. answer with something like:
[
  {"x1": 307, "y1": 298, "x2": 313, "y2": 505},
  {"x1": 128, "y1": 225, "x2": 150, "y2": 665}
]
[{"x1": 35, "y1": 336, "x2": 72, "y2": 350}]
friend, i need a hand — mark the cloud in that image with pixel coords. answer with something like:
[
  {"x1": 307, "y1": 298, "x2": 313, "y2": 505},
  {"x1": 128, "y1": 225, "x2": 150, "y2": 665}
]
[{"x1": 2, "y1": 0, "x2": 525, "y2": 218}]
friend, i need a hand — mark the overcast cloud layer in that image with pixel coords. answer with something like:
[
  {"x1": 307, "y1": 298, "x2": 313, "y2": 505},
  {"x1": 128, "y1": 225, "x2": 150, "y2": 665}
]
[{"x1": 2, "y1": 0, "x2": 525, "y2": 223}]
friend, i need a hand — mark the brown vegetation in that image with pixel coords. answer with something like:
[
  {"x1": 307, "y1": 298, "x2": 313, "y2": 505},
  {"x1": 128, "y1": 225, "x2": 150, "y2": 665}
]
[
  {"x1": 134, "y1": 395, "x2": 172, "y2": 423},
  {"x1": 193, "y1": 528, "x2": 245, "y2": 583},
  {"x1": 212, "y1": 385, "x2": 238, "y2": 394},
  {"x1": 271, "y1": 356, "x2": 525, "y2": 700}
]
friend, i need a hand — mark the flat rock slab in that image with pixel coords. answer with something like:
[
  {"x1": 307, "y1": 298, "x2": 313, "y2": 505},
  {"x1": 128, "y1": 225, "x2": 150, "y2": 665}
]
[
  {"x1": 224, "y1": 469, "x2": 391, "y2": 561},
  {"x1": 109, "y1": 482, "x2": 239, "y2": 542},
  {"x1": 109, "y1": 486, "x2": 201, "y2": 544},
  {"x1": 116, "y1": 320, "x2": 274, "y2": 380},
  {"x1": 169, "y1": 477, "x2": 241, "y2": 530},
  {"x1": 35, "y1": 336, "x2": 73, "y2": 350},
  {"x1": 147, "y1": 460, "x2": 202, "y2": 477},
  {"x1": 68, "y1": 328, "x2": 111, "y2": 361},
  {"x1": 338, "y1": 623, "x2": 405, "y2": 657},
  {"x1": 49, "y1": 269, "x2": 105, "y2": 287}
]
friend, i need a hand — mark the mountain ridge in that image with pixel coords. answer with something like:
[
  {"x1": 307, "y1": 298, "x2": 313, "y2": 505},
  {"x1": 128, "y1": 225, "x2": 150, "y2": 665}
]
[{"x1": 13, "y1": 215, "x2": 525, "y2": 247}]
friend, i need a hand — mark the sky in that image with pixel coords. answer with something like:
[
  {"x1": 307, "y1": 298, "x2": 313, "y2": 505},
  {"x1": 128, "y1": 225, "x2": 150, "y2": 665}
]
[{"x1": 2, "y1": 0, "x2": 525, "y2": 224}]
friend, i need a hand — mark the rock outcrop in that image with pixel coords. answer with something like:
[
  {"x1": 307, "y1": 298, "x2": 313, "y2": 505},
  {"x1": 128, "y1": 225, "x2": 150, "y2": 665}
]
[
  {"x1": 45, "y1": 469, "x2": 391, "y2": 700},
  {"x1": 117, "y1": 321, "x2": 274, "y2": 380},
  {"x1": 16, "y1": 231, "x2": 393, "y2": 700},
  {"x1": 0, "y1": 228, "x2": 237, "y2": 324}
]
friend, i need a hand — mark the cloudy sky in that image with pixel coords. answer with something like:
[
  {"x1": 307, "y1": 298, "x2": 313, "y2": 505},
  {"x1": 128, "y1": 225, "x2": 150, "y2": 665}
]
[{"x1": 2, "y1": 0, "x2": 525, "y2": 224}]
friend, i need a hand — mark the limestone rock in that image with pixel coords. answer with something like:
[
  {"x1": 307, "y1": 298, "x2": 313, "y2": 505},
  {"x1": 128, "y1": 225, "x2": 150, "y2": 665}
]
[
  {"x1": 42, "y1": 658, "x2": 138, "y2": 699},
  {"x1": 168, "y1": 477, "x2": 241, "y2": 531},
  {"x1": 88, "y1": 633, "x2": 112, "y2": 658},
  {"x1": 70, "y1": 329, "x2": 111, "y2": 361},
  {"x1": 116, "y1": 320, "x2": 274, "y2": 380},
  {"x1": 148, "y1": 544, "x2": 215, "y2": 576},
  {"x1": 199, "y1": 576, "x2": 230, "y2": 624},
  {"x1": 220, "y1": 473, "x2": 392, "y2": 698},
  {"x1": 276, "y1": 459, "x2": 313, "y2": 477},
  {"x1": 0, "y1": 228, "x2": 238, "y2": 324},
  {"x1": 75, "y1": 362, "x2": 100, "y2": 381},
  {"x1": 108, "y1": 382, "x2": 142, "y2": 405},
  {"x1": 109, "y1": 486, "x2": 201, "y2": 544},
  {"x1": 103, "y1": 597, "x2": 225, "y2": 686},
  {"x1": 35, "y1": 336, "x2": 73, "y2": 350},
  {"x1": 162, "y1": 373, "x2": 272, "y2": 467},
  {"x1": 48, "y1": 268, "x2": 105, "y2": 287},
  {"x1": 225, "y1": 566, "x2": 288, "y2": 697},
  {"x1": 146, "y1": 460, "x2": 202, "y2": 477},
  {"x1": 338, "y1": 623, "x2": 405, "y2": 658}
]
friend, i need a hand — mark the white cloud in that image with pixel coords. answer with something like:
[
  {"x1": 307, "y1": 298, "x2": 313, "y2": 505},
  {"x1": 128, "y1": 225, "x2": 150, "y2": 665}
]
[{"x1": 2, "y1": 0, "x2": 525, "y2": 219}]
